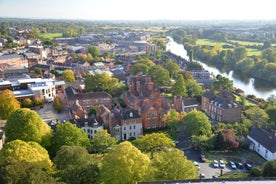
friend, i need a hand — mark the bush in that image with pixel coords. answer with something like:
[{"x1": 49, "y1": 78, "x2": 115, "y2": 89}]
[{"x1": 250, "y1": 167, "x2": 262, "y2": 177}]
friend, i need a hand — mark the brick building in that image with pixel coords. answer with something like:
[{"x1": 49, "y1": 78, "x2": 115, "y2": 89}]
[{"x1": 201, "y1": 89, "x2": 242, "y2": 122}]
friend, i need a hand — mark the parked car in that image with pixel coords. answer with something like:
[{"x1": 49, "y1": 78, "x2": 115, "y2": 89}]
[
  {"x1": 219, "y1": 160, "x2": 225, "y2": 168},
  {"x1": 194, "y1": 161, "x2": 200, "y2": 169},
  {"x1": 229, "y1": 161, "x2": 237, "y2": 169},
  {"x1": 213, "y1": 160, "x2": 219, "y2": 168},
  {"x1": 212, "y1": 175, "x2": 219, "y2": 179},
  {"x1": 245, "y1": 163, "x2": 252, "y2": 170},
  {"x1": 173, "y1": 140, "x2": 179, "y2": 145},
  {"x1": 236, "y1": 162, "x2": 243, "y2": 169},
  {"x1": 200, "y1": 154, "x2": 206, "y2": 162},
  {"x1": 200, "y1": 173, "x2": 205, "y2": 179}
]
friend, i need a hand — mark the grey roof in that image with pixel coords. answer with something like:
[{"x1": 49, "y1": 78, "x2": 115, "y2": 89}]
[
  {"x1": 121, "y1": 108, "x2": 141, "y2": 120},
  {"x1": 0, "y1": 54, "x2": 21, "y2": 60},
  {"x1": 65, "y1": 86, "x2": 78, "y2": 102},
  {"x1": 248, "y1": 126, "x2": 276, "y2": 153}
]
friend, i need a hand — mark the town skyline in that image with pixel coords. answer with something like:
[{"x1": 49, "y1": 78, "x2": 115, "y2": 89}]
[{"x1": 1, "y1": 0, "x2": 276, "y2": 21}]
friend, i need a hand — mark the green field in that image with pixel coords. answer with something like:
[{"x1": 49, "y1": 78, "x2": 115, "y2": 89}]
[
  {"x1": 40, "y1": 33, "x2": 62, "y2": 40},
  {"x1": 197, "y1": 38, "x2": 261, "y2": 56}
]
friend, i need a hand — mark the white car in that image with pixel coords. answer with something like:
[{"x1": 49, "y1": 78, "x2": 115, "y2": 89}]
[
  {"x1": 219, "y1": 160, "x2": 225, "y2": 168},
  {"x1": 213, "y1": 160, "x2": 219, "y2": 168},
  {"x1": 194, "y1": 161, "x2": 200, "y2": 169}
]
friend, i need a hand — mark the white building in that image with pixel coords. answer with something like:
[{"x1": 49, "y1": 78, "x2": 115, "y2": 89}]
[{"x1": 247, "y1": 126, "x2": 276, "y2": 161}]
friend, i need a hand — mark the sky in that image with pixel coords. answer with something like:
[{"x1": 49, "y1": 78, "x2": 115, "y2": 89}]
[{"x1": 0, "y1": 0, "x2": 276, "y2": 21}]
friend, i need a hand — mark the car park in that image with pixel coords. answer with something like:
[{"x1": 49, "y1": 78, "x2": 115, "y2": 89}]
[
  {"x1": 236, "y1": 162, "x2": 243, "y2": 169},
  {"x1": 213, "y1": 160, "x2": 219, "y2": 168},
  {"x1": 229, "y1": 161, "x2": 237, "y2": 169},
  {"x1": 200, "y1": 154, "x2": 206, "y2": 162},
  {"x1": 219, "y1": 160, "x2": 225, "y2": 168}
]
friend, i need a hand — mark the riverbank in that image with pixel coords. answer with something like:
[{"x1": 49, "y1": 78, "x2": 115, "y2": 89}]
[{"x1": 166, "y1": 37, "x2": 276, "y2": 100}]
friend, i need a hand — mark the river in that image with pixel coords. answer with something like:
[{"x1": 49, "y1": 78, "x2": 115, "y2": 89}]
[{"x1": 166, "y1": 37, "x2": 276, "y2": 100}]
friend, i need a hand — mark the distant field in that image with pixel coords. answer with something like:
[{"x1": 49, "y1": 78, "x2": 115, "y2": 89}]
[
  {"x1": 229, "y1": 39, "x2": 262, "y2": 46},
  {"x1": 197, "y1": 38, "x2": 261, "y2": 56},
  {"x1": 40, "y1": 33, "x2": 62, "y2": 40},
  {"x1": 197, "y1": 39, "x2": 230, "y2": 46}
]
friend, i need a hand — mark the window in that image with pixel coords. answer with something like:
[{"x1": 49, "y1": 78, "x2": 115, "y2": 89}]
[
  {"x1": 147, "y1": 113, "x2": 151, "y2": 120},
  {"x1": 130, "y1": 132, "x2": 132, "y2": 137},
  {"x1": 133, "y1": 125, "x2": 136, "y2": 129},
  {"x1": 129, "y1": 125, "x2": 132, "y2": 130},
  {"x1": 133, "y1": 132, "x2": 136, "y2": 136},
  {"x1": 124, "y1": 126, "x2": 126, "y2": 131}
]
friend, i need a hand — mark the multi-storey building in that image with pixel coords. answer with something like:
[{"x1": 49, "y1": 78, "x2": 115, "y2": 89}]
[
  {"x1": 201, "y1": 89, "x2": 242, "y2": 122},
  {"x1": 123, "y1": 73, "x2": 170, "y2": 129}
]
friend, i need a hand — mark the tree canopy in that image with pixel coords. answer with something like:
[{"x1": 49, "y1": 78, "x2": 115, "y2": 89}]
[
  {"x1": 90, "y1": 129, "x2": 117, "y2": 153},
  {"x1": 184, "y1": 110, "x2": 212, "y2": 136},
  {"x1": 63, "y1": 69, "x2": 75, "y2": 82},
  {"x1": 218, "y1": 129, "x2": 239, "y2": 150},
  {"x1": 213, "y1": 74, "x2": 234, "y2": 91},
  {"x1": 171, "y1": 74, "x2": 187, "y2": 97},
  {"x1": 101, "y1": 141, "x2": 150, "y2": 184},
  {"x1": 50, "y1": 122, "x2": 90, "y2": 156},
  {"x1": 262, "y1": 159, "x2": 276, "y2": 177},
  {"x1": 5, "y1": 108, "x2": 52, "y2": 148},
  {"x1": 244, "y1": 106, "x2": 269, "y2": 128},
  {"x1": 149, "y1": 65, "x2": 170, "y2": 86},
  {"x1": 0, "y1": 140, "x2": 52, "y2": 169},
  {"x1": 150, "y1": 149, "x2": 198, "y2": 181},
  {"x1": 0, "y1": 89, "x2": 20, "y2": 120},
  {"x1": 165, "y1": 61, "x2": 180, "y2": 78},
  {"x1": 130, "y1": 63, "x2": 150, "y2": 76},
  {"x1": 134, "y1": 133, "x2": 174, "y2": 159}
]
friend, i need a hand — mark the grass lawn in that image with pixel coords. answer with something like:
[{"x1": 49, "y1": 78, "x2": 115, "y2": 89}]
[
  {"x1": 40, "y1": 33, "x2": 62, "y2": 40},
  {"x1": 235, "y1": 95, "x2": 257, "y2": 106},
  {"x1": 229, "y1": 40, "x2": 262, "y2": 46},
  {"x1": 220, "y1": 173, "x2": 249, "y2": 179},
  {"x1": 197, "y1": 39, "x2": 230, "y2": 46},
  {"x1": 246, "y1": 48, "x2": 261, "y2": 56}
]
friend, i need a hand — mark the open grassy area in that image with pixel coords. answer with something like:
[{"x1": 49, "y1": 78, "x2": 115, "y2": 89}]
[
  {"x1": 235, "y1": 95, "x2": 257, "y2": 106},
  {"x1": 219, "y1": 173, "x2": 249, "y2": 179},
  {"x1": 196, "y1": 38, "x2": 261, "y2": 56},
  {"x1": 229, "y1": 40, "x2": 262, "y2": 46},
  {"x1": 40, "y1": 33, "x2": 62, "y2": 40}
]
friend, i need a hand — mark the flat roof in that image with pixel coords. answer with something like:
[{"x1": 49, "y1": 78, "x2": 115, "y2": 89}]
[{"x1": 13, "y1": 90, "x2": 34, "y2": 97}]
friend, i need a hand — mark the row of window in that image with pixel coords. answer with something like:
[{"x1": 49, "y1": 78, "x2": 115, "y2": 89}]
[
  {"x1": 147, "y1": 112, "x2": 157, "y2": 120},
  {"x1": 123, "y1": 124, "x2": 136, "y2": 130}
]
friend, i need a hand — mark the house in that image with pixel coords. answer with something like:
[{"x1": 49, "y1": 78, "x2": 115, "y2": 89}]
[
  {"x1": 247, "y1": 126, "x2": 276, "y2": 160},
  {"x1": 122, "y1": 73, "x2": 170, "y2": 130},
  {"x1": 173, "y1": 96, "x2": 199, "y2": 113},
  {"x1": 201, "y1": 89, "x2": 242, "y2": 122},
  {"x1": 65, "y1": 86, "x2": 112, "y2": 111},
  {"x1": 70, "y1": 116, "x2": 104, "y2": 139},
  {"x1": 0, "y1": 54, "x2": 28, "y2": 69}
]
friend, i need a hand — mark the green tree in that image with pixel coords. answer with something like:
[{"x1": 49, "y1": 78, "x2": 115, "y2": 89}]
[
  {"x1": 86, "y1": 53, "x2": 94, "y2": 63},
  {"x1": 213, "y1": 74, "x2": 234, "y2": 91},
  {"x1": 165, "y1": 61, "x2": 180, "y2": 78},
  {"x1": 261, "y1": 48, "x2": 276, "y2": 62},
  {"x1": 5, "y1": 108, "x2": 52, "y2": 148},
  {"x1": 262, "y1": 159, "x2": 276, "y2": 177},
  {"x1": 63, "y1": 69, "x2": 75, "y2": 82},
  {"x1": 162, "y1": 109, "x2": 185, "y2": 138},
  {"x1": 186, "y1": 78, "x2": 203, "y2": 97},
  {"x1": 53, "y1": 96, "x2": 64, "y2": 113},
  {"x1": 34, "y1": 97, "x2": 43, "y2": 106},
  {"x1": 184, "y1": 110, "x2": 212, "y2": 136},
  {"x1": 267, "y1": 94, "x2": 276, "y2": 106},
  {"x1": 90, "y1": 129, "x2": 117, "y2": 153},
  {"x1": 0, "y1": 140, "x2": 52, "y2": 169},
  {"x1": 21, "y1": 98, "x2": 33, "y2": 108},
  {"x1": 130, "y1": 63, "x2": 149, "y2": 75},
  {"x1": 149, "y1": 65, "x2": 170, "y2": 86},
  {"x1": 232, "y1": 46, "x2": 247, "y2": 65},
  {"x1": 50, "y1": 122, "x2": 90, "y2": 156},
  {"x1": 171, "y1": 74, "x2": 187, "y2": 96},
  {"x1": 0, "y1": 161, "x2": 59, "y2": 184},
  {"x1": 84, "y1": 72, "x2": 122, "y2": 93},
  {"x1": 88, "y1": 46, "x2": 100, "y2": 58},
  {"x1": 134, "y1": 133, "x2": 174, "y2": 159},
  {"x1": 54, "y1": 146, "x2": 100, "y2": 184},
  {"x1": 101, "y1": 141, "x2": 150, "y2": 184},
  {"x1": 0, "y1": 89, "x2": 20, "y2": 120},
  {"x1": 244, "y1": 106, "x2": 269, "y2": 128},
  {"x1": 150, "y1": 149, "x2": 198, "y2": 181},
  {"x1": 28, "y1": 27, "x2": 40, "y2": 39}
]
